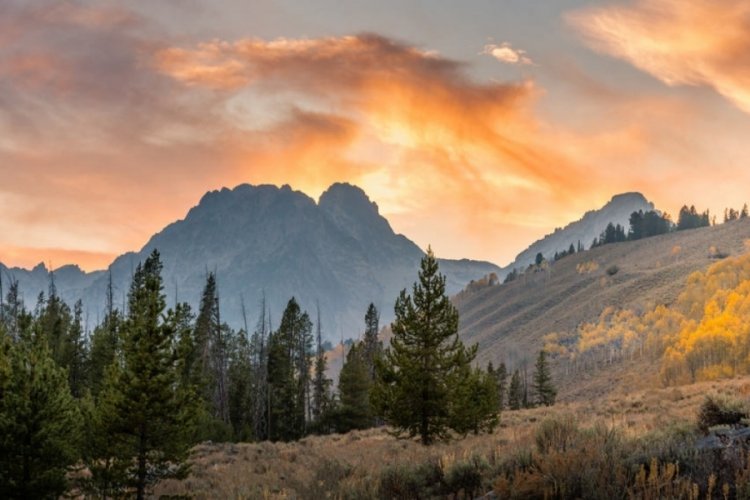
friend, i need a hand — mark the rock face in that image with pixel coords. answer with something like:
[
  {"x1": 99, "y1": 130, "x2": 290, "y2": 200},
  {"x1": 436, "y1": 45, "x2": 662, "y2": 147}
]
[
  {"x1": 505, "y1": 193, "x2": 655, "y2": 273},
  {"x1": 0, "y1": 183, "x2": 500, "y2": 340}
]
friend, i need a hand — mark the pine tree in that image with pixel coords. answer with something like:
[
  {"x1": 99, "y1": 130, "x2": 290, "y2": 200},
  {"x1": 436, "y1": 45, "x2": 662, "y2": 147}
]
[
  {"x1": 194, "y1": 273, "x2": 230, "y2": 429},
  {"x1": 508, "y1": 370, "x2": 523, "y2": 410},
  {"x1": 449, "y1": 363, "x2": 499, "y2": 435},
  {"x1": 0, "y1": 336, "x2": 82, "y2": 499},
  {"x1": 267, "y1": 298, "x2": 312, "y2": 441},
  {"x1": 65, "y1": 299, "x2": 88, "y2": 398},
  {"x1": 88, "y1": 273, "x2": 121, "y2": 396},
  {"x1": 494, "y1": 362, "x2": 508, "y2": 411},
  {"x1": 250, "y1": 298, "x2": 270, "y2": 441},
  {"x1": 362, "y1": 303, "x2": 381, "y2": 379},
  {"x1": 371, "y1": 249, "x2": 480, "y2": 445},
  {"x1": 311, "y1": 306, "x2": 333, "y2": 426},
  {"x1": 532, "y1": 350, "x2": 557, "y2": 406},
  {"x1": 99, "y1": 250, "x2": 192, "y2": 499},
  {"x1": 336, "y1": 342, "x2": 373, "y2": 432},
  {"x1": 227, "y1": 327, "x2": 254, "y2": 441}
]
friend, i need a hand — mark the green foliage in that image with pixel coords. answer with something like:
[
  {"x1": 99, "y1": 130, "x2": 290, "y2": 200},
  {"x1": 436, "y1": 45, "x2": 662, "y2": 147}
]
[
  {"x1": 372, "y1": 249, "x2": 493, "y2": 445},
  {"x1": 194, "y1": 273, "x2": 230, "y2": 427},
  {"x1": 532, "y1": 350, "x2": 556, "y2": 407},
  {"x1": 336, "y1": 342, "x2": 373, "y2": 433},
  {"x1": 628, "y1": 210, "x2": 671, "y2": 240},
  {"x1": 0, "y1": 336, "x2": 82, "y2": 499},
  {"x1": 268, "y1": 297, "x2": 313, "y2": 441},
  {"x1": 677, "y1": 205, "x2": 710, "y2": 230},
  {"x1": 311, "y1": 308, "x2": 333, "y2": 427},
  {"x1": 450, "y1": 364, "x2": 499, "y2": 435},
  {"x1": 595, "y1": 222, "x2": 627, "y2": 246},
  {"x1": 99, "y1": 250, "x2": 192, "y2": 499},
  {"x1": 508, "y1": 370, "x2": 523, "y2": 410}
]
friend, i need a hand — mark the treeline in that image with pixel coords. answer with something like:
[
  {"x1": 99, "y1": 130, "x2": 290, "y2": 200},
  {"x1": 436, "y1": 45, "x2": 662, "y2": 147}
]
[{"x1": 0, "y1": 249, "x2": 554, "y2": 497}]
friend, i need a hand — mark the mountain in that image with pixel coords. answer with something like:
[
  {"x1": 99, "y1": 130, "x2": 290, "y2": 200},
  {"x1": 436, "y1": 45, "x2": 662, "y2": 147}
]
[
  {"x1": 504, "y1": 193, "x2": 655, "y2": 273},
  {"x1": 0, "y1": 183, "x2": 500, "y2": 340},
  {"x1": 455, "y1": 217, "x2": 750, "y2": 401}
]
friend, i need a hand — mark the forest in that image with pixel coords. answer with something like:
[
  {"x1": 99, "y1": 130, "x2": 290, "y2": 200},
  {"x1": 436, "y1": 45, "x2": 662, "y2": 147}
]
[{"x1": 0, "y1": 249, "x2": 556, "y2": 498}]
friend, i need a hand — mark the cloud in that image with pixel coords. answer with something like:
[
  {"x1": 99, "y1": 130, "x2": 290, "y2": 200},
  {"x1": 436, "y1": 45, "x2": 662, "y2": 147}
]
[
  {"x1": 155, "y1": 33, "x2": 600, "y2": 257},
  {"x1": 5, "y1": 2, "x2": 748, "y2": 271},
  {"x1": 481, "y1": 42, "x2": 534, "y2": 65},
  {"x1": 568, "y1": 0, "x2": 750, "y2": 113}
]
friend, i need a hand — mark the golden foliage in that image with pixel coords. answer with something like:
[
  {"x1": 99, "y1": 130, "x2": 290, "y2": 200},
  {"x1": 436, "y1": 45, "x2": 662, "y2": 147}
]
[{"x1": 548, "y1": 253, "x2": 750, "y2": 385}]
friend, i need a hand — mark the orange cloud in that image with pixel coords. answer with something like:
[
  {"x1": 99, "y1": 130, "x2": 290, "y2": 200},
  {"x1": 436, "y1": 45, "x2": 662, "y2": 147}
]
[
  {"x1": 568, "y1": 0, "x2": 750, "y2": 113},
  {"x1": 156, "y1": 34, "x2": 603, "y2": 259},
  {"x1": 4, "y1": 4, "x2": 750, "y2": 273}
]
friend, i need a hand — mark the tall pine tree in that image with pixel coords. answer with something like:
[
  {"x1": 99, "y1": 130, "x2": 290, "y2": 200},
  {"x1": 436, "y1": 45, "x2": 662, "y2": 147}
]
[
  {"x1": 99, "y1": 250, "x2": 192, "y2": 499},
  {"x1": 372, "y1": 249, "x2": 485, "y2": 444},
  {"x1": 267, "y1": 298, "x2": 312, "y2": 441}
]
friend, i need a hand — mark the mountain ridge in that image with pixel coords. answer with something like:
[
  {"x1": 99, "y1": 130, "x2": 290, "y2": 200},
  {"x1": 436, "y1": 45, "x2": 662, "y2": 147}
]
[
  {"x1": 0, "y1": 182, "x2": 499, "y2": 339},
  {"x1": 504, "y1": 192, "x2": 655, "y2": 273}
]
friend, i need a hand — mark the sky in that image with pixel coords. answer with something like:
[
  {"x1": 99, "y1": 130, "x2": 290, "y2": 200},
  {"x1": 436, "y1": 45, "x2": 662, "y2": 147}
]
[{"x1": 2, "y1": 0, "x2": 750, "y2": 271}]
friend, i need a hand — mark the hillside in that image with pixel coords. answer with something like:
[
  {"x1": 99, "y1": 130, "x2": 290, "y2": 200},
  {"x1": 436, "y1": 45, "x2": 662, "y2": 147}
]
[
  {"x1": 0, "y1": 183, "x2": 499, "y2": 340},
  {"x1": 456, "y1": 218, "x2": 750, "y2": 399},
  {"x1": 504, "y1": 192, "x2": 654, "y2": 272}
]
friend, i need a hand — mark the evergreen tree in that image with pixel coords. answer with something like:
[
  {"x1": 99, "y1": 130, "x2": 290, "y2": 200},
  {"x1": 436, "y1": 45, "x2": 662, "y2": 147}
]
[
  {"x1": 99, "y1": 250, "x2": 191, "y2": 499},
  {"x1": 194, "y1": 273, "x2": 230, "y2": 429},
  {"x1": 742, "y1": 204, "x2": 749, "y2": 219},
  {"x1": 0, "y1": 336, "x2": 82, "y2": 499},
  {"x1": 535, "y1": 252, "x2": 544, "y2": 266},
  {"x1": 336, "y1": 342, "x2": 373, "y2": 432},
  {"x1": 267, "y1": 298, "x2": 312, "y2": 441},
  {"x1": 508, "y1": 370, "x2": 523, "y2": 410},
  {"x1": 249, "y1": 299, "x2": 270, "y2": 441},
  {"x1": 227, "y1": 327, "x2": 254, "y2": 441},
  {"x1": 362, "y1": 303, "x2": 382, "y2": 379},
  {"x1": 64, "y1": 299, "x2": 88, "y2": 398},
  {"x1": 311, "y1": 306, "x2": 333, "y2": 426},
  {"x1": 88, "y1": 273, "x2": 121, "y2": 396},
  {"x1": 371, "y1": 249, "x2": 484, "y2": 444},
  {"x1": 449, "y1": 364, "x2": 499, "y2": 435},
  {"x1": 495, "y1": 362, "x2": 508, "y2": 411},
  {"x1": 532, "y1": 350, "x2": 557, "y2": 406}
]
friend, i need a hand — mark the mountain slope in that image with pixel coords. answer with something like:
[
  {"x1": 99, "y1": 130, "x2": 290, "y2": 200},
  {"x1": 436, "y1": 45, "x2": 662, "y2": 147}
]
[
  {"x1": 505, "y1": 192, "x2": 654, "y2": 272},
  {"x1": 1, "y1": 183, "x2": 500, "y2": 339},
  {"x1": 456, "y1": 218, "x2": 750, "y2": 400}
]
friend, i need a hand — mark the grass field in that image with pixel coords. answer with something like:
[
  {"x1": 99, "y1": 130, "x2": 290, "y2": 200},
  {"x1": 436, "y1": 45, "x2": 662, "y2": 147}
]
[{"x1": 154, "y1": 375, "x2": 750, "y2": 499}]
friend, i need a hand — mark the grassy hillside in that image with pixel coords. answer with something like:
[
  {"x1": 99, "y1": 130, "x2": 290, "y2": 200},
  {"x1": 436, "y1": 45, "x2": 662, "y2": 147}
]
[
  {"x1": 154, "y1": 376, "x2": 750, "y2": 499},
  {"x1": 456, "y1": 219, "x2": 750, "y2": 400}
]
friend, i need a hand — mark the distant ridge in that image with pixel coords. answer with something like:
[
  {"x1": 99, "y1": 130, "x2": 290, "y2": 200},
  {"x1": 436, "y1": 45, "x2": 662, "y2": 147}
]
[
  {"x1": 505, "y1": 192, "x2": 655, "y2": 273},
  {"x1": 0, "y1": 183, "x2": 500, "y2": 340}
]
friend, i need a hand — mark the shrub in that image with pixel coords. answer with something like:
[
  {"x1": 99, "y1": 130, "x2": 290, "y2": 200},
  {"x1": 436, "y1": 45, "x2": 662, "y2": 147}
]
[
  {"x1": 443, "y1": 455, "x2": 489, "y2": 498},
  {"x1": 301, "y1": 460, "x2": 353, "y2": 499},
  {"x1": 697, "y1": 395, "x2": 748, "y2": 433},
  {"x1": 378, "y1": 461, "x2": 442, "y2": 500},
  {"x1": 606, "y1": 265, "x2": 619, "y2": 276},
  {"x1": 535, "y1": 415, "x2": 579, "y2": 454}
]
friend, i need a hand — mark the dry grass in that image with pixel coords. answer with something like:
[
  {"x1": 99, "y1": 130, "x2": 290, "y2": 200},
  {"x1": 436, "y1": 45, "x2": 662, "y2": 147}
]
[
  {"x1": 455, "y1": 220, "x2": 750, "y2": 401},
  {"x1": 153, "y1": 376, "x2": 750, "y2": 499}
]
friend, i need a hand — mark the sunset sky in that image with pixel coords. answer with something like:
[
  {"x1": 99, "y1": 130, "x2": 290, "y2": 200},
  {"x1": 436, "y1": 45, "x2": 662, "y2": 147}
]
[{"x1": 3, "y1": 0, "x2": 750, "y2": 271}]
